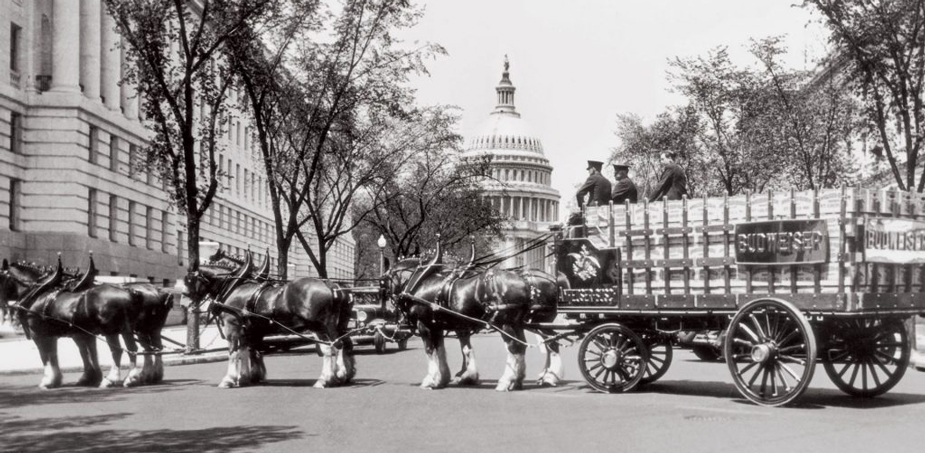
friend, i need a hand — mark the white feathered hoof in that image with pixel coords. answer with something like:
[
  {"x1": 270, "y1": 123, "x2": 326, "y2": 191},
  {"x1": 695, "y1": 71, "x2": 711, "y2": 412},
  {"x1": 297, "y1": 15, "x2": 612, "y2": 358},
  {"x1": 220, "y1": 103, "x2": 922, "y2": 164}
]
[
  {"x1": 495, "y1": 378, "x2": 520, "y2": 392},
  {"x1": 537, "y1": 370, "x2": 561, "y2": 387},
  {"x1": 102, "y1": 377, "x2": 123, "y2": 389},
  {"x1": 452, "y1": 372, "x2": 480, "y2": 386},
  {"x1": 313, "y1": 379, "x2": 329, "y2": 389},
  {"x1": 218, "y1": 376, "x2": 238, "y2": 389}
]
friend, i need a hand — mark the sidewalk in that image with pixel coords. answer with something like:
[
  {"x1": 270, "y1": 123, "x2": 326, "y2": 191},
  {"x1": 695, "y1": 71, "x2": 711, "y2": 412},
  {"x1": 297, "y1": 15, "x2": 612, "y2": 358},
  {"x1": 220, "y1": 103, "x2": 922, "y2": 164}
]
[{"x1": 0, "y1": 323, "x2": 228, "y2": 377}]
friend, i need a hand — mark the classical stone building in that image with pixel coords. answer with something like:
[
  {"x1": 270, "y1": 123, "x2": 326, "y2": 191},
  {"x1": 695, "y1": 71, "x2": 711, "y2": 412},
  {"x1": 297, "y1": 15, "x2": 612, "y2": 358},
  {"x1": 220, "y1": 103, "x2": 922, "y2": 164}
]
[
  {"x1": 0, "y1": 0, "x2": 354, "y2": 284},
  {"x1": 462, "y1": 58, "x2": 560, "y2": 271}
]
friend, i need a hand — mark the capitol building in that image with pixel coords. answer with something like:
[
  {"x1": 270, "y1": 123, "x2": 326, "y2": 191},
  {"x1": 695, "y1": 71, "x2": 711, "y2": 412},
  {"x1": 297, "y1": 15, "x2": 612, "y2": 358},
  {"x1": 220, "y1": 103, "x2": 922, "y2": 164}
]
[
  {"x1": 462, "y1": 58, "x2": 560, "y2": 271},
  {"x1": 0, "y1": 0, "x2": 354, "y2": 283}
]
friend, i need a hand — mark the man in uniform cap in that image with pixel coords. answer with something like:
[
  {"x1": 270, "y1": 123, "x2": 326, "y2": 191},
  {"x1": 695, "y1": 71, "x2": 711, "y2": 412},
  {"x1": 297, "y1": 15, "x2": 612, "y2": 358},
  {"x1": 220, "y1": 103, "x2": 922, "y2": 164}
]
[
  {"x1": 567, "y1": 160, "x2": 612, "y2": 228},
  {"x1": 575, "y1": 160, "x2": 612, "y2": 207},
  {"x1": 611, "y1": 162, "x2": 638, "y2": 204}
]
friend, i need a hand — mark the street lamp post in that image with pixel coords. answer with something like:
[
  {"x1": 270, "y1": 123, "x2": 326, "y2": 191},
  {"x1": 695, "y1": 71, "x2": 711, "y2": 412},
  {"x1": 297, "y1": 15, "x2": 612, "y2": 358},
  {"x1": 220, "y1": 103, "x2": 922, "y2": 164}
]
[{"x1": 377, "y1": 234, "x2": 387, "y2": 275}]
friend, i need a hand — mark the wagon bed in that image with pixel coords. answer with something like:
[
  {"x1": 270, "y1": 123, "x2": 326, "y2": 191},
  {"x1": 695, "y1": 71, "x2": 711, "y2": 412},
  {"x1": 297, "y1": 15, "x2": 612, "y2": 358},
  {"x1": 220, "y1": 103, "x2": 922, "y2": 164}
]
[{"x1": 551, "y1": 186, "x2": 925, "y2": 406}]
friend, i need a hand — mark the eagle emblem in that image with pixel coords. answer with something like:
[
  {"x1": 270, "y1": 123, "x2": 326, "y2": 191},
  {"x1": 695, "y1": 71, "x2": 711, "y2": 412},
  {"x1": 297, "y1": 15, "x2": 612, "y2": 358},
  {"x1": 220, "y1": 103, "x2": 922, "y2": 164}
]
[{"x1": 567, "y1": 244, "x2": 600, "y2": 281}]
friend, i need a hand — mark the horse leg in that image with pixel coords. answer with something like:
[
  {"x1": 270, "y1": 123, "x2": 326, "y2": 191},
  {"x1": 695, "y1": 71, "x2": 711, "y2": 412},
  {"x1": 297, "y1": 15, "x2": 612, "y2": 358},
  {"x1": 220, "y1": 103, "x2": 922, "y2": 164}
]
[
  {"x1": 100, "y1": 334, "x2": 124, "y2": 387},
  {"x1": 496, "y1": 325, "x2": 527, "y2": 392},
  {"x1": 150, "y1": 332, "x2": 165, "y2": 383},
  {"x1": 452, "y1": 330, "x2": 480, "y2": 386},
  {"x1": 75, "y1": 335, "x2": 102, "y2": 386},
  {"x1": 314, "y1": 335, "x2": 338, "y2": 389},
  {"x1": 537, "y1": 335, "x2": 564, "y2": 387},
  {"x1": 336, "y1": 337, "x2": 356, "y2": 384},
  {"x1": 418, "y1": 321, "x2": 450, "y2": 389},
  {"x1": 248, "y1": 337, "x2": 266, "y2": 384},
  {"x1": 121, "y1": 330, "x2": 143, "y2": 387},
  {"x1": 132, "y1": 332, "x2": 154, "y2": 385},
  {"x1": 35, "y1": 336, "x2": 62, "y2": 389},
  {"x1": 219, "y1": 322, "x2": 245, "y2": 388}
]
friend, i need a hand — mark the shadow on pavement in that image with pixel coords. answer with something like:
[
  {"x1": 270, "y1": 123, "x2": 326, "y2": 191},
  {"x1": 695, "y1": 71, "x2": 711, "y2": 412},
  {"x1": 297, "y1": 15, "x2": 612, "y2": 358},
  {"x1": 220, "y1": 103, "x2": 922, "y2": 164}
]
[
  {"x1": 0, "y1": 422, "x2": 304, "y2": 453},
  {"x1": 639, "y1": 379, "x2": 925, "y2": 409},
  {"x1": 0, "y1": 382, "x2": 192, "y2": 409}
]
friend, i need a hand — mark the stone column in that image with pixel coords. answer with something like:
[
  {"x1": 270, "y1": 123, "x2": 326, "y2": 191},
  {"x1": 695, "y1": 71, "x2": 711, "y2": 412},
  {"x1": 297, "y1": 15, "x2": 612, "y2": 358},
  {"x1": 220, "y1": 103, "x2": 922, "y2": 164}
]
[
  {"x1": 120, "y1": 37, "x2": 138, "y2": 120},
  {"x1": 100, "y1": 5, "x2": 120, "y2": 110},
  {"x1": 80, "y1": 0, "x2": 101, "y2": 100},
  {"x1": 51, "y1": 0, "x2": 81, "y2": 92}
]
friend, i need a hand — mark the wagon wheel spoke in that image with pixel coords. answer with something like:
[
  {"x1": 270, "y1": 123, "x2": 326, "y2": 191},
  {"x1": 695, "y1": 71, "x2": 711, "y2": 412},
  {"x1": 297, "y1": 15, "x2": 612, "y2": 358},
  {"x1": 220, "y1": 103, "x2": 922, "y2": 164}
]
[
  {"x1": 867, "y1": 358, "x2": 882, "y2": 388},
  {"x1": 737, "y1": 323, "x2": 762, "y2": 345},
  {"x1": 778, "y1": 362, "x2": 801, "y2": 383},
  {"x1": 749, "y1": 314, "x2": 769, "y2": 341},
  {"x1": 774, "y1": 364, "x2": 792, "y2": 392}
]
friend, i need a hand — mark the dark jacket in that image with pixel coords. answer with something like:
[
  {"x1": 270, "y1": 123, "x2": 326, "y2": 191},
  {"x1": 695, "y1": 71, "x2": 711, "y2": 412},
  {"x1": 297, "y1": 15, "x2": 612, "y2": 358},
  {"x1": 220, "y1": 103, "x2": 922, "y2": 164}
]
[
  {"x1": 648, "y1": 162, "x2": 688, "y2": 202},
  {"x1": 576, "y1": 172, "x2": 612, "y2": 207},
  {"x1": 611, "y1": 176, "x2": 638, "y2": 204}
]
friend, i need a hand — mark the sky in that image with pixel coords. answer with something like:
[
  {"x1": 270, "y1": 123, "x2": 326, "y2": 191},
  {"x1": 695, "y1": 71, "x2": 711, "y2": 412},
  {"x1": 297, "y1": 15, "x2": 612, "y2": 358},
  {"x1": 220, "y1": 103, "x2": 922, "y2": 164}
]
[{"x1": 398, "y1": 0, "x2": 831, "y2": 218}]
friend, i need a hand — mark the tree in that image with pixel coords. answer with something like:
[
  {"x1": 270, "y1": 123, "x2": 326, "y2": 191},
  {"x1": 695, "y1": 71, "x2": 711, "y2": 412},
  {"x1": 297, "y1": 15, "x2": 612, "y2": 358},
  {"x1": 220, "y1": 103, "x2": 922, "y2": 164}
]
[
  {"x1": 105, "y1": 0, "x2": 277, "y2": 270},
  {"x1": 359, "y1": 129, "x2": 503, "y2": 266},
  {"x1": 276, "y1": 0, "x2": 444, "y2": 278},
  {"x1": 749, "y1": 37, "x2": 860, "y2": 190},
  {"x1": 225, "y1": 0, "x2": 319, "y2": 279},
  {"x1": 668, "y1": 47, "x2": 785, "y2": 195},
  {"x1": 106, "y1": 0, "x2": 281, "y2": 351},
  {"x1": 807, "y1": 0, "x2": 925, "y2": 191}
]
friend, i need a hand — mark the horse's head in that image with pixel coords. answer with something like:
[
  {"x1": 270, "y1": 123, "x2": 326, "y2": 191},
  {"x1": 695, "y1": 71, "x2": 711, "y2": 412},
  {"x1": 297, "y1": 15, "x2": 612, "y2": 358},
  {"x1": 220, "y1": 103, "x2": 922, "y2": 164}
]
[
  {"x1": 380, "y1": 257, "x2": 421, "y2": 303},
  {"x1": 184, "y1": 267, "x2": 224, "y2": 307}
]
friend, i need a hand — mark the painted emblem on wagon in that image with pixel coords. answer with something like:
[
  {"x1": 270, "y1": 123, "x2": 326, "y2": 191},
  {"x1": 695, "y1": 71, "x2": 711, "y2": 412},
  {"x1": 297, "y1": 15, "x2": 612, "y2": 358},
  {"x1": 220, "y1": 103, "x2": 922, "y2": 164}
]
[{"x1": 568, "y1": 244, "x2": 600, "y2": 281}]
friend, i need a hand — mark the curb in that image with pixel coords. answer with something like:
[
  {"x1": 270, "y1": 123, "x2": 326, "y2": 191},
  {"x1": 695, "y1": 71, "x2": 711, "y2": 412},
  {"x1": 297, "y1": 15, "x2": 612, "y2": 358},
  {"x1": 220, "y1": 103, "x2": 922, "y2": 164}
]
[{"x1": 0, "y1": 349, "x2": 228, "y2": 377}]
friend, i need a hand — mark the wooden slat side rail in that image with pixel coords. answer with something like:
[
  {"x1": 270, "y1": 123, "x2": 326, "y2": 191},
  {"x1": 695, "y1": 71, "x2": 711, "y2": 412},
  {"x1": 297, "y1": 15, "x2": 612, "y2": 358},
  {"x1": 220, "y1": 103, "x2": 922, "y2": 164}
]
[
  {"x1": 767, "y1": 190, "x2": 775, "y2": 294},
  {"x1": 663, "y1": 199, "x2": 671, "y2": 295},
  {"x1": 789, "y1": 188, "x2": 798, "y2": 294},
  {"x1": 643, "y1": 200, "x2": 653, "y2": 295},
  {"x1": 745, "y1": 192, "x2": 753, "y2": 294},
  {"x1": 702, "y1": 193, "x2": 711, "y2": 295},
  {"x1": 723, "y1": 194, "x2": 732, "y2": 295},
  {"x1": 682, "y1": 196, "x2": 691, "y2": 295},
  {"x1": 812, "y1": 189, "x2": 822, "y2": 294},
  {"x1": 624, "y1": 200, "x2": 634, "y2": 296}
]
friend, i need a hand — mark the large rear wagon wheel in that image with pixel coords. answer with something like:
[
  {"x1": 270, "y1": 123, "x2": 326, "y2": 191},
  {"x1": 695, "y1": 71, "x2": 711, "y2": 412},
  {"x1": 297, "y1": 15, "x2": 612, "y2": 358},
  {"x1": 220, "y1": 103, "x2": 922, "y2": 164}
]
[
  {"x1": 725, "y1": 298, "x2": 816, "y2": 407},
  {"x1": 578, "y1": 323, "x2": 647, "y2": 393},
  {"x1": 640, "y1": 332, "x2": 673, "y2": 385},
  {"x1": 823, "y1": 318, "x2": 909, "y2": 397}
]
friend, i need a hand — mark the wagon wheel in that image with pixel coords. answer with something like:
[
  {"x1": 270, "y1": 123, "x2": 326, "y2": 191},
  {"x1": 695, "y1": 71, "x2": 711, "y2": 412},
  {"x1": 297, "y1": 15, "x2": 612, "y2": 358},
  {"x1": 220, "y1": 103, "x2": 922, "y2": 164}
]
[
  {"x1": 724, "y1": 298, "x2": 816, "y2": 407},
  {"x1": 639, "y1": 332, "x2": 673, "y2": 385},
  {"x1": 578, "y1": 323, "x2": 647, "y2": 393},
  {"x1": 373, "y1": 331, "x2": 387, "y2": 354},
  {"x1": 822, "y1": 318, "x2": 909, "y2": 398}
]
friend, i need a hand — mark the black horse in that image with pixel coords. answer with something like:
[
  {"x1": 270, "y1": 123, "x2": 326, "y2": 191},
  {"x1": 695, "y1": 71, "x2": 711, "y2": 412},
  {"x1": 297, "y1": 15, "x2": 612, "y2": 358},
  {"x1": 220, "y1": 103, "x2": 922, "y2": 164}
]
[
  {"x1": 0, "y1": 260, "x2": 49, "y2": 328},
  {"x1": 15, "y1": 255, "x2": 173, "y2": 389},
  {"x1": 382, "y1": 243, "x2": 561, "y2": 391},
  {"x1": 184, "y1": 252, "x2": 355, "y2": 388}
]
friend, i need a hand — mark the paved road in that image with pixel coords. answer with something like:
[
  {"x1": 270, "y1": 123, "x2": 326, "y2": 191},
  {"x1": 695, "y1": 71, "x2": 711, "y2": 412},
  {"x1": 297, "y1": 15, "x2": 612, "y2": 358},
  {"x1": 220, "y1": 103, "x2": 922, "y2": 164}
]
[{"x1": 2, "y1": 334, "x2": 924, "y2": 453}]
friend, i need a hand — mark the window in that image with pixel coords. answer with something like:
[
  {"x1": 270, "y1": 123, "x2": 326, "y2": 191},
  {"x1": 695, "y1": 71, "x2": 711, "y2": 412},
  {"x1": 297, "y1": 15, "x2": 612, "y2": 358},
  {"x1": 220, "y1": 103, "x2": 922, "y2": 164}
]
[
  {"x1": 128, "y1": 201, "x2": 137, "y2": 246},
  {"x1": 88, "y1": 188, "x2": 97, "y2": 237},
  {"x1": 128, "y1": 144, "x2": 137, "y2": 177},
  {"x1": 88, "y1": 126, "x2": 98, "y2": 164},
  {"x1": 109, "y1": 136, "x2": 119, "y2": 172},
  {"x1": 10, "y1": 112, "x2": 22, "y2": 154},
  {"x1": 108, "y1": 194, "x2": 118, "y2": 242},
  {"x1": 161, "y1": 210, "x2": 168, "y2": 253},
  {"x1": 145, "y1": 206, "x2": 153, "y2": 249},
  {"x1": 9, "y1": 179, "x2": 21, "y2": 231},
  {"x1": 10, "y1": 23, "x2": 21, "y2": 76},
  {"x1": 177, "y1": 229, "x2": 184, "y2": 266},
  {"x1": 244, "y1": 168, "x2": 250, "y2": 200},
  {"x1": 235, "y1": 164, "x2": 241, "y2": 196}
]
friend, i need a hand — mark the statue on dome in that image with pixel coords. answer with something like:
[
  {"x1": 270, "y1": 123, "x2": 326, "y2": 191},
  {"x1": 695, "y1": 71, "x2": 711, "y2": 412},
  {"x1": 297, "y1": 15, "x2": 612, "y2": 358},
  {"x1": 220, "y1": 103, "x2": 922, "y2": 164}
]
[{"x1": 504, "y1": 55, "x2": 509, "y2": 72}]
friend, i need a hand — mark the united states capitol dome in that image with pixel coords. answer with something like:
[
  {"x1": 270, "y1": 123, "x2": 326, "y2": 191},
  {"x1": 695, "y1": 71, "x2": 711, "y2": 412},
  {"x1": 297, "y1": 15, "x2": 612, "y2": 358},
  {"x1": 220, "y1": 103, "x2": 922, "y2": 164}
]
[{"x1": 462, "y1": 56, "x2": 560, "y2": 270}]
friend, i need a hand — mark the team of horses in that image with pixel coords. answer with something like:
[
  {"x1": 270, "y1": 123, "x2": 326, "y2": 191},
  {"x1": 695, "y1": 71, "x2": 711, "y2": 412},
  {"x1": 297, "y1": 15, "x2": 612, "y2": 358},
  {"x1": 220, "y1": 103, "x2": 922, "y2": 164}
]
[{"x1": 4, "y1": 240, "x2": 567, "y2": 392}]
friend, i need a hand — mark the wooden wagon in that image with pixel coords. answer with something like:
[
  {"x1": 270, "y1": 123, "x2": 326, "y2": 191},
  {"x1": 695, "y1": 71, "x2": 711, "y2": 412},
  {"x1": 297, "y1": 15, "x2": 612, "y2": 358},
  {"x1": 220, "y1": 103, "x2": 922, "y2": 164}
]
[{"x1": 550, "y1": 186, "x2": 925, "y2": 406}]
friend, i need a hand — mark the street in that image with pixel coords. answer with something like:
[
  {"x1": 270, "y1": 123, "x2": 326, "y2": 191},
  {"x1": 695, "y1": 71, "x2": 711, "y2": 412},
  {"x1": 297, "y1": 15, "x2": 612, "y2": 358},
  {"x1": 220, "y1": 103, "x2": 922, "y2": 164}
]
[{"x1": 1, "y1": 334, "x2": 924, "y2": 453}]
